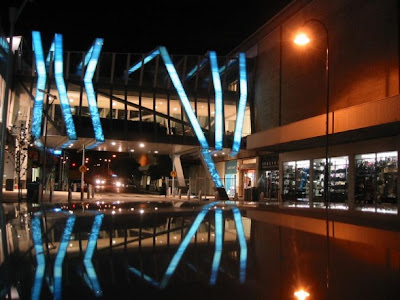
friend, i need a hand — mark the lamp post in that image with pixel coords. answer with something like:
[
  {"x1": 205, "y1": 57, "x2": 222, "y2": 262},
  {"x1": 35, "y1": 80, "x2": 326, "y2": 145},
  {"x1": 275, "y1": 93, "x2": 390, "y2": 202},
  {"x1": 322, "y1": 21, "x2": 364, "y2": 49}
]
[{"x1": 294, "y1": 19, "x2": 331, "y2": 290}]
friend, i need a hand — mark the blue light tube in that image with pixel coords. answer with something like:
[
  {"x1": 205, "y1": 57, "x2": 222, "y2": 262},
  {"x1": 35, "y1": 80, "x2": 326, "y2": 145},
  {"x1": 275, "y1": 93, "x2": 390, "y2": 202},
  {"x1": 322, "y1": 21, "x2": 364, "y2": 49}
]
[
  {"x1": 232, "y1": 207, "x2": 247, "y2": 283},
  {"x1": 31, "y1": 217, "x2": 46, "y2": 300},
  {"x1": 209, "y1": 51, "x2": 223, "y2": 150},
  {"x1": 83, "y1": 38, "x2": 105, "y2": 143},
  {"x1": 160, "y1": 201, "x2": 223, "y2": 289},
  {"x1": 200, "y1": 149, "x2": 223, "y2": 188},
  {"x1": 45, "y1": 40, "x2": 55, "y2": 69},
  {"x1": 185, "y1": 56, "x2": 209, "y2": 81},
  {"x1": 127, "y1": 49, "x2": 160, "y2": 75},
  {"x1": 210, "y1": 209, "x2": 223, "y2": 285},
  {"x1": 31, "y1": 31, "x2": 47, "y2": 140},
  {"x1": 159, "y1": 46, "x2": 209, "y2": 149},
  {"x1": 76, "y1": 45, "x2": 94, "y2": 75},
  {"x1": 128, "y1": 267, "x2": 160, "y2": 288},
  {"x1": 231, "y1": 53, "x2": 248, "y2": 156},
  {"x1": 54, "y1": 215, "x2": 76, "y2": 300},
  {"x1": 83, "y1": 214, "x2": 104, "y2": 297},
  {"x1": 54, "y1": 34, "x2": 78, "y2": 141}
]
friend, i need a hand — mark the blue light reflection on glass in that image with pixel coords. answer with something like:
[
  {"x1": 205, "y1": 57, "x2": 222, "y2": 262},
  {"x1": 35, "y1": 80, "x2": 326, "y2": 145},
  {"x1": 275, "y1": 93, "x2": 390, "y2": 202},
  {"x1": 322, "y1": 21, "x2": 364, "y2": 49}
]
[
  {"x1": 83, "y1": 214, "x2": 104, "y2": 297},
  {"x1": 185, "y1": 55, "x2": 209, "y2": 81},
  {"x1": 83, "y1": 38, "x2": 105, "y2": 143},
  {"x1": 210, "y1": 209, "x2": 223, "y2": 285},
  {"x1": 31, "y1": 31, "x2": 47, "y2": 140},
  {"x1": 231, "y1": 53, "x2": 248, "y2": 156},
  {"x1": 54, "y1": 215, "x2": 76, "y2": 300},
  {"x1": 31, "y1": 217, "x2": 46, "y2": 300},
  {"x1": 128, "y1": 267, "x2": 160, "y2": 288},
  {"x1": 159, "y1": 46, "x2": 209, "y2": 150},
  {"x1": 54, "y1": 34, "x2": 78, "y2": 141},
  {"x1": 232, "y1": 207, "x2": 247, "y2": 283},
  {"x1": 200, "y1": 149, "x2": 223, "y2": 188},
  {"x1": 209, "y1": 51, "x2": 223, "y2": 150}
]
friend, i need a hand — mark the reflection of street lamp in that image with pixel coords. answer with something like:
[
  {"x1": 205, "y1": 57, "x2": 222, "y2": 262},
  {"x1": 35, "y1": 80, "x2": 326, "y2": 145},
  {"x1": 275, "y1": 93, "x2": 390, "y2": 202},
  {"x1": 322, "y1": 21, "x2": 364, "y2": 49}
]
[{"x1": 294, "y1": 18, "x2": 330, "y2": 290}]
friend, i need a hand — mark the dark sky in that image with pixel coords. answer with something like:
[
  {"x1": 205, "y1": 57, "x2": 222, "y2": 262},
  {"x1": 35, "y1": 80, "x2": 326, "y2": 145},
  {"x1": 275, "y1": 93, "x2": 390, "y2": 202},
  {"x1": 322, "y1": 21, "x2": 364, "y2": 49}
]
[{"x1": 1, "y1": 0, "x2": 292, "y2": 55}]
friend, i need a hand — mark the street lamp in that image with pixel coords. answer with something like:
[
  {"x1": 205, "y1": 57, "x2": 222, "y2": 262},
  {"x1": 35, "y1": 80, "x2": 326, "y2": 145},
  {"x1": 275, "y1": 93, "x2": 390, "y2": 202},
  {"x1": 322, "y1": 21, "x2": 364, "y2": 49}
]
[{"x1": 294, "y1": 18, "x2": 331, "y2": 290}]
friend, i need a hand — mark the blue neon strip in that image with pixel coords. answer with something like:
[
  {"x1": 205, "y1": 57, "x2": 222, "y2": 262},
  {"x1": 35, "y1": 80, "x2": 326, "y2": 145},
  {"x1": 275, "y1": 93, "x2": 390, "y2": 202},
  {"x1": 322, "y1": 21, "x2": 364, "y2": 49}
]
[
  {"x1": 76, "y1": 45, "x2": 94, "y2": 75},
  {"x1": 209, "y1": 51, "x2": 223, "y2": 150},
  {"x1": 231, "y1": 53, "x2": 248, "y2": 156},
  {"x1": 86, "y1": 141, "x2": 103, "y2": 150},
  {"x1": 31, "y1": 217, "x2": 46, "y2": 300},
  {"x1": 31, "y1": 31, "x2": 47, "y2": 140},
  {"x1": 160, "y1": 201, "x2": 223, "y2": 288},
  {"x1": 54, "y1": 215, "x2": 76, "y2": 300},
  {"x1": 83, "y1": 38, "x2": 105, "y2": 143},
  {"x1": 127, "y1": 49, "x2": 160, "y2": 75},
  {"x1": 185, "y1": 56, "x2": 209, "y2": 81},
  {"x1": 232, "y1": 207, "x2": 247, "y2": 283},
  {"x1": 45, "y1": 39, "x2": 55, "y2": 69},
  {"x1": 128, "y1": 267, "x2": 160, "y2": 288},
  {"x1": 54, "y1": 34, "x2": 78, "y2": 141},
  {"x1": 210, "y1": 209, "x2": 223, "y2": 285},
  {"x1": 83, "y1": 214, "x2": 104, "y2": 297},
  {"x1": 200, "y1": 149, "x2": 223, "y2": 188},
  {"x1": 159, "y1": 46, "x2": 209, "y2": 149}
]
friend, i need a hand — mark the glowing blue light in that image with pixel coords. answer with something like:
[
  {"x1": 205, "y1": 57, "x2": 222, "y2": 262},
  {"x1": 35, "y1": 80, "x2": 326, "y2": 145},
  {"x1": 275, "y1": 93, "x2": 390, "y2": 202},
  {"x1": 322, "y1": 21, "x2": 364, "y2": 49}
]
[
  {"x1": 76, "y1": 45, "x2": 94, "y2": 75},
  {"x1": 31, "y1": 31, "x2": 47, "y2": 140},
  {"x1": 185, "y1": 55, "x2": 209, "y2": 81},
  {"x1": 83, "y1": 214, "x2": 104, "y2": 297},
  {"x1": 86, "y1": 140, "x2": 104, "y2": 150},
  {"x1": 51, "y1": 149, "x2": 62, "y2": 155},
  {"x1": 53, "y1": 34, "x2": 78, "y2": 141},
  {"x1": 210, "y1": 209, "x2": 223, "y2": 285},
  {"x1": 58, "y1": 139, "x2": 74, "y2": 149},
  {"x1": 31, "y1": 217, "x2": 46, "y2": 300},
  {"x1": 231, "y1": 53, "x2": 248, "y2": 156},
  {"x1": 209, "y1": 51, "x2": 223, "y2": 150},
  {"x1": 127, "y1": 49, "x2": 160, "y2": 75},
  {"x1": 200, "y1": 149, "x2": 223, "y2": 188},
  {"x1": 53, "y1": 207, "x2": 62, "y2": 212},
  {"x1": 54, "y1": 215, "x2": 76, "y2": 300},
  {"x1": 128, "y1": 267, "x2": 160, "y2": 288},
  {"x1": 45, "y1": 40, "x2": 55, "y2": 69},
  {"x1": 159, "y1": 46, "x2": 209, "y2": 149},
  {"x1": 232, "y1": 207, "x2": 247, "y2": 283},
  {"x1": 83, "y1": 38, "x2": 105, "y2": 143}
]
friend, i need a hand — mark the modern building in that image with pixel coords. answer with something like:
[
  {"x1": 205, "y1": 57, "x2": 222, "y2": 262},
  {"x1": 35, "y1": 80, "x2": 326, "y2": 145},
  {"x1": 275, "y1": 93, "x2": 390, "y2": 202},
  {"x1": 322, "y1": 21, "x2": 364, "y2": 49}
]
[{"x1": 226, "y1": 0, "x2": 400, "y2": 213}]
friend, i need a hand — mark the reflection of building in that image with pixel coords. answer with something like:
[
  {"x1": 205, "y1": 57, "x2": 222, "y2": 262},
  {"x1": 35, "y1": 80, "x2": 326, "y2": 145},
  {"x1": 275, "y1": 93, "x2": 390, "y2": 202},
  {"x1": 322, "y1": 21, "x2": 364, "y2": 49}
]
[{"x1": 228, "y1": 0, "x2": 399, "y2": 213}]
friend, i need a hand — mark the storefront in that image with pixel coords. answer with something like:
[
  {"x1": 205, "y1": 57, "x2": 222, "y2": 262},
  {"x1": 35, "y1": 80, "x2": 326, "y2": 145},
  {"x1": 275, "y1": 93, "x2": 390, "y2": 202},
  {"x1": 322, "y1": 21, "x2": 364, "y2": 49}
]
[
  {"x1": 224, "y1": 160, "x2": 237, "y2": 197},
  {"x1": 258, "y1": 154, "x2": 279, "y2": 201}
]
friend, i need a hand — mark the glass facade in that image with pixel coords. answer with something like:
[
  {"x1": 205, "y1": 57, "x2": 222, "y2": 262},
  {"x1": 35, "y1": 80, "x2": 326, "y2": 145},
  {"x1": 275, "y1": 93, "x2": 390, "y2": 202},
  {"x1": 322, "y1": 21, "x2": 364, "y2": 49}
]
[
  {"x1": 355, "y1": 151, "x2": 398, "y2": 209},
  {"x1": 282, "y1": 160, "x2": 310, "y2": 204},
  {"x1": 17, "y1": 49, "x2": 252, "y2": 149}
]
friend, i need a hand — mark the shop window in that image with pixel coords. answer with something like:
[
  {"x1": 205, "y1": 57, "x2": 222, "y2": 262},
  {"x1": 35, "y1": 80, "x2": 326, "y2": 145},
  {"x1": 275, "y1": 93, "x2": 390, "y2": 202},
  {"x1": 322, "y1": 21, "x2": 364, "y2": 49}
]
[
  {"x1": 259, "y1": 170, "x2": 279, "y2": 200},
  {"x1": 313, "y1": 156, "x2": 348, "y2": 205},
  {"x1": 355, "y1": 151, "x2": 397, "y2": 207},
  {"x1": 283, "y1": 160, "x2": 310, "y2": 203}
]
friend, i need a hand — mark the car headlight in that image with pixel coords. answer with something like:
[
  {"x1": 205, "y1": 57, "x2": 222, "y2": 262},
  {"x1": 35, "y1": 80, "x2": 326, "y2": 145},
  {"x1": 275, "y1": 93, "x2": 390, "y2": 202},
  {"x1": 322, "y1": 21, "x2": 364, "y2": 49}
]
[
  {"x1": 115, "y1": 181, "x2": 121, "y2": 187},
  {"x1": 95, "y1": 179, "x2": 100, "y2": 184}
]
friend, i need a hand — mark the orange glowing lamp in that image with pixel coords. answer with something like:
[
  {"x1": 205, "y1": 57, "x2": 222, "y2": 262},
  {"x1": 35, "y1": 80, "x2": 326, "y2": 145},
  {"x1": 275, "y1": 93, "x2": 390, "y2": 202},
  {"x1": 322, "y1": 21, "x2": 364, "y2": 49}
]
[
  {"x1": 294, "y1": 33, "x2": 310, "y2": 46},
  {"x1": 294, "y1": 289, "x2": 310, "y2": 300}
]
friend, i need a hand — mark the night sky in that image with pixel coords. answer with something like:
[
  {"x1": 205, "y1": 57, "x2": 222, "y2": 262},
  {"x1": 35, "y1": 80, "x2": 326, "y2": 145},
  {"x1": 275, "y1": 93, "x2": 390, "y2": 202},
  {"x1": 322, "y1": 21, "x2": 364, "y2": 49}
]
[{"x1": 1, "y1": 0, "x2": 293, "y2": 55}]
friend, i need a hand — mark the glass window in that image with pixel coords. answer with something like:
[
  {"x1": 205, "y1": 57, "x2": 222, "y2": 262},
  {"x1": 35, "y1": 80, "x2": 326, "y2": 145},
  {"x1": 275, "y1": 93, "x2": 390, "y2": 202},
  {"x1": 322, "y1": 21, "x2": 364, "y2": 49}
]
[
  {"x1": 355, "y1": 151, "x2": 397, "y2": 210},
  {"x1": 283, "y1": 160, "x2": 310, "y2": 204}
]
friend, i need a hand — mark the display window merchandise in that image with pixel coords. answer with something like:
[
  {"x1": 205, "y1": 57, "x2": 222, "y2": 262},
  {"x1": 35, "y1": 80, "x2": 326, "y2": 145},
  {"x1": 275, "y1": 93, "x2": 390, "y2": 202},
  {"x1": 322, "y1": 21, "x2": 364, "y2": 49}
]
[{"x1": 282, "y1": 160, "x2": 310, "y2": 204}]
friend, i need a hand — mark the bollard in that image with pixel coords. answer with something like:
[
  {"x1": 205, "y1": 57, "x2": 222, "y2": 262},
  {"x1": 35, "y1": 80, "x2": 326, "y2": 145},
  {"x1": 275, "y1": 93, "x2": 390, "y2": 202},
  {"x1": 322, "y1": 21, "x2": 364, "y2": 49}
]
[
  {"x1": 187, "y1": 189, "x2": 190, "y2": 201},
  {"x1": 178, "y1": 189, "x2": 182, "y2": 199},
  {"x1": 234, "y1": 192, "x2": 238, "y2": 201},
  {"x1": 91, "y1": 185, "x2": 95, "y2": 199},
  {"x1": 214, "y1": 191, "x2": 220, "y2": 201},
  {"x1": 198, "y1": 190, "x2": 202, "y2": 201},
  {"x1": 87, "y1": 185, "x2": 90, "y2": 199}
]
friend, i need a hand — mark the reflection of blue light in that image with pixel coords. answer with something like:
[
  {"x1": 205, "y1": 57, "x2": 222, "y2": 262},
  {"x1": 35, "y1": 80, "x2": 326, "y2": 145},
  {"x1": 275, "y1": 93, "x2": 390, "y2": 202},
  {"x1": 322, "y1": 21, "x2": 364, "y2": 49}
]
[
  {"x1": 31, "y1": 217, "x2": 46, "y2": 300},
  {"x1": 231, "y1": 53, "x2": 248, "y2": 156},
  {"x1": 83, "y1": 39, "x2": 105, "y2": 144},
  {"x1": 83, "y1": 214, "x2": 104, "y2": 297},
  {"x1": 54, "y1": 34, "x2": 78, "y2": 141},
  {"x1": 209, "y1": 51, "x2": 223, "y2": 150},
  {"x1": 127, "y1": 49, "x2": 160, "y2": 75},
  {"x1": 52, "y1": 149, "x2": 62, "y2": 155},
  {"x1": 53, "y1": 207, "x2": 62, "y2": 212},
  {"x1": 185, "y1": 55, "x2": 209, "y2": 81},
  {"x1": 159, "y1": 46, "x2": 209, "y2": 150},
  {"x1": 128, "y1": 267, "x2": 160, "y2": 288},
  {"x1": 86, "y1": 141, "x2": 103, "y2": 150},
  {"x1": 232, "y1": 207, "x2": 247, "y2": 283},
  {"x1": 200, "y1": 149, "x2": 223, "y2": 188},
  {"x1": 54, "y1": 215, "x2": 76, "y2": 300},
  {"x1": 31, "y1": 31, "x2": 47, "y2": 140},
  {"x1": 210, "y1": 209, "x2": 223, "y2": 285},
  {"x1": 58, "y1": 139, "x2": 74, "y2": 149},
  {"x1": 45, "y1": 40, "x2": 55, "y2": 69}
]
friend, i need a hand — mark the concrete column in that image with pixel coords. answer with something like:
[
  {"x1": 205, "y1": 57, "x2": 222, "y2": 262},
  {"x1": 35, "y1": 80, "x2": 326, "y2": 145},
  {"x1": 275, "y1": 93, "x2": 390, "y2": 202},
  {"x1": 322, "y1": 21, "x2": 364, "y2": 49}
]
[{"x1": 173, "y1": 155, "x2": 186, "y2": 187}]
